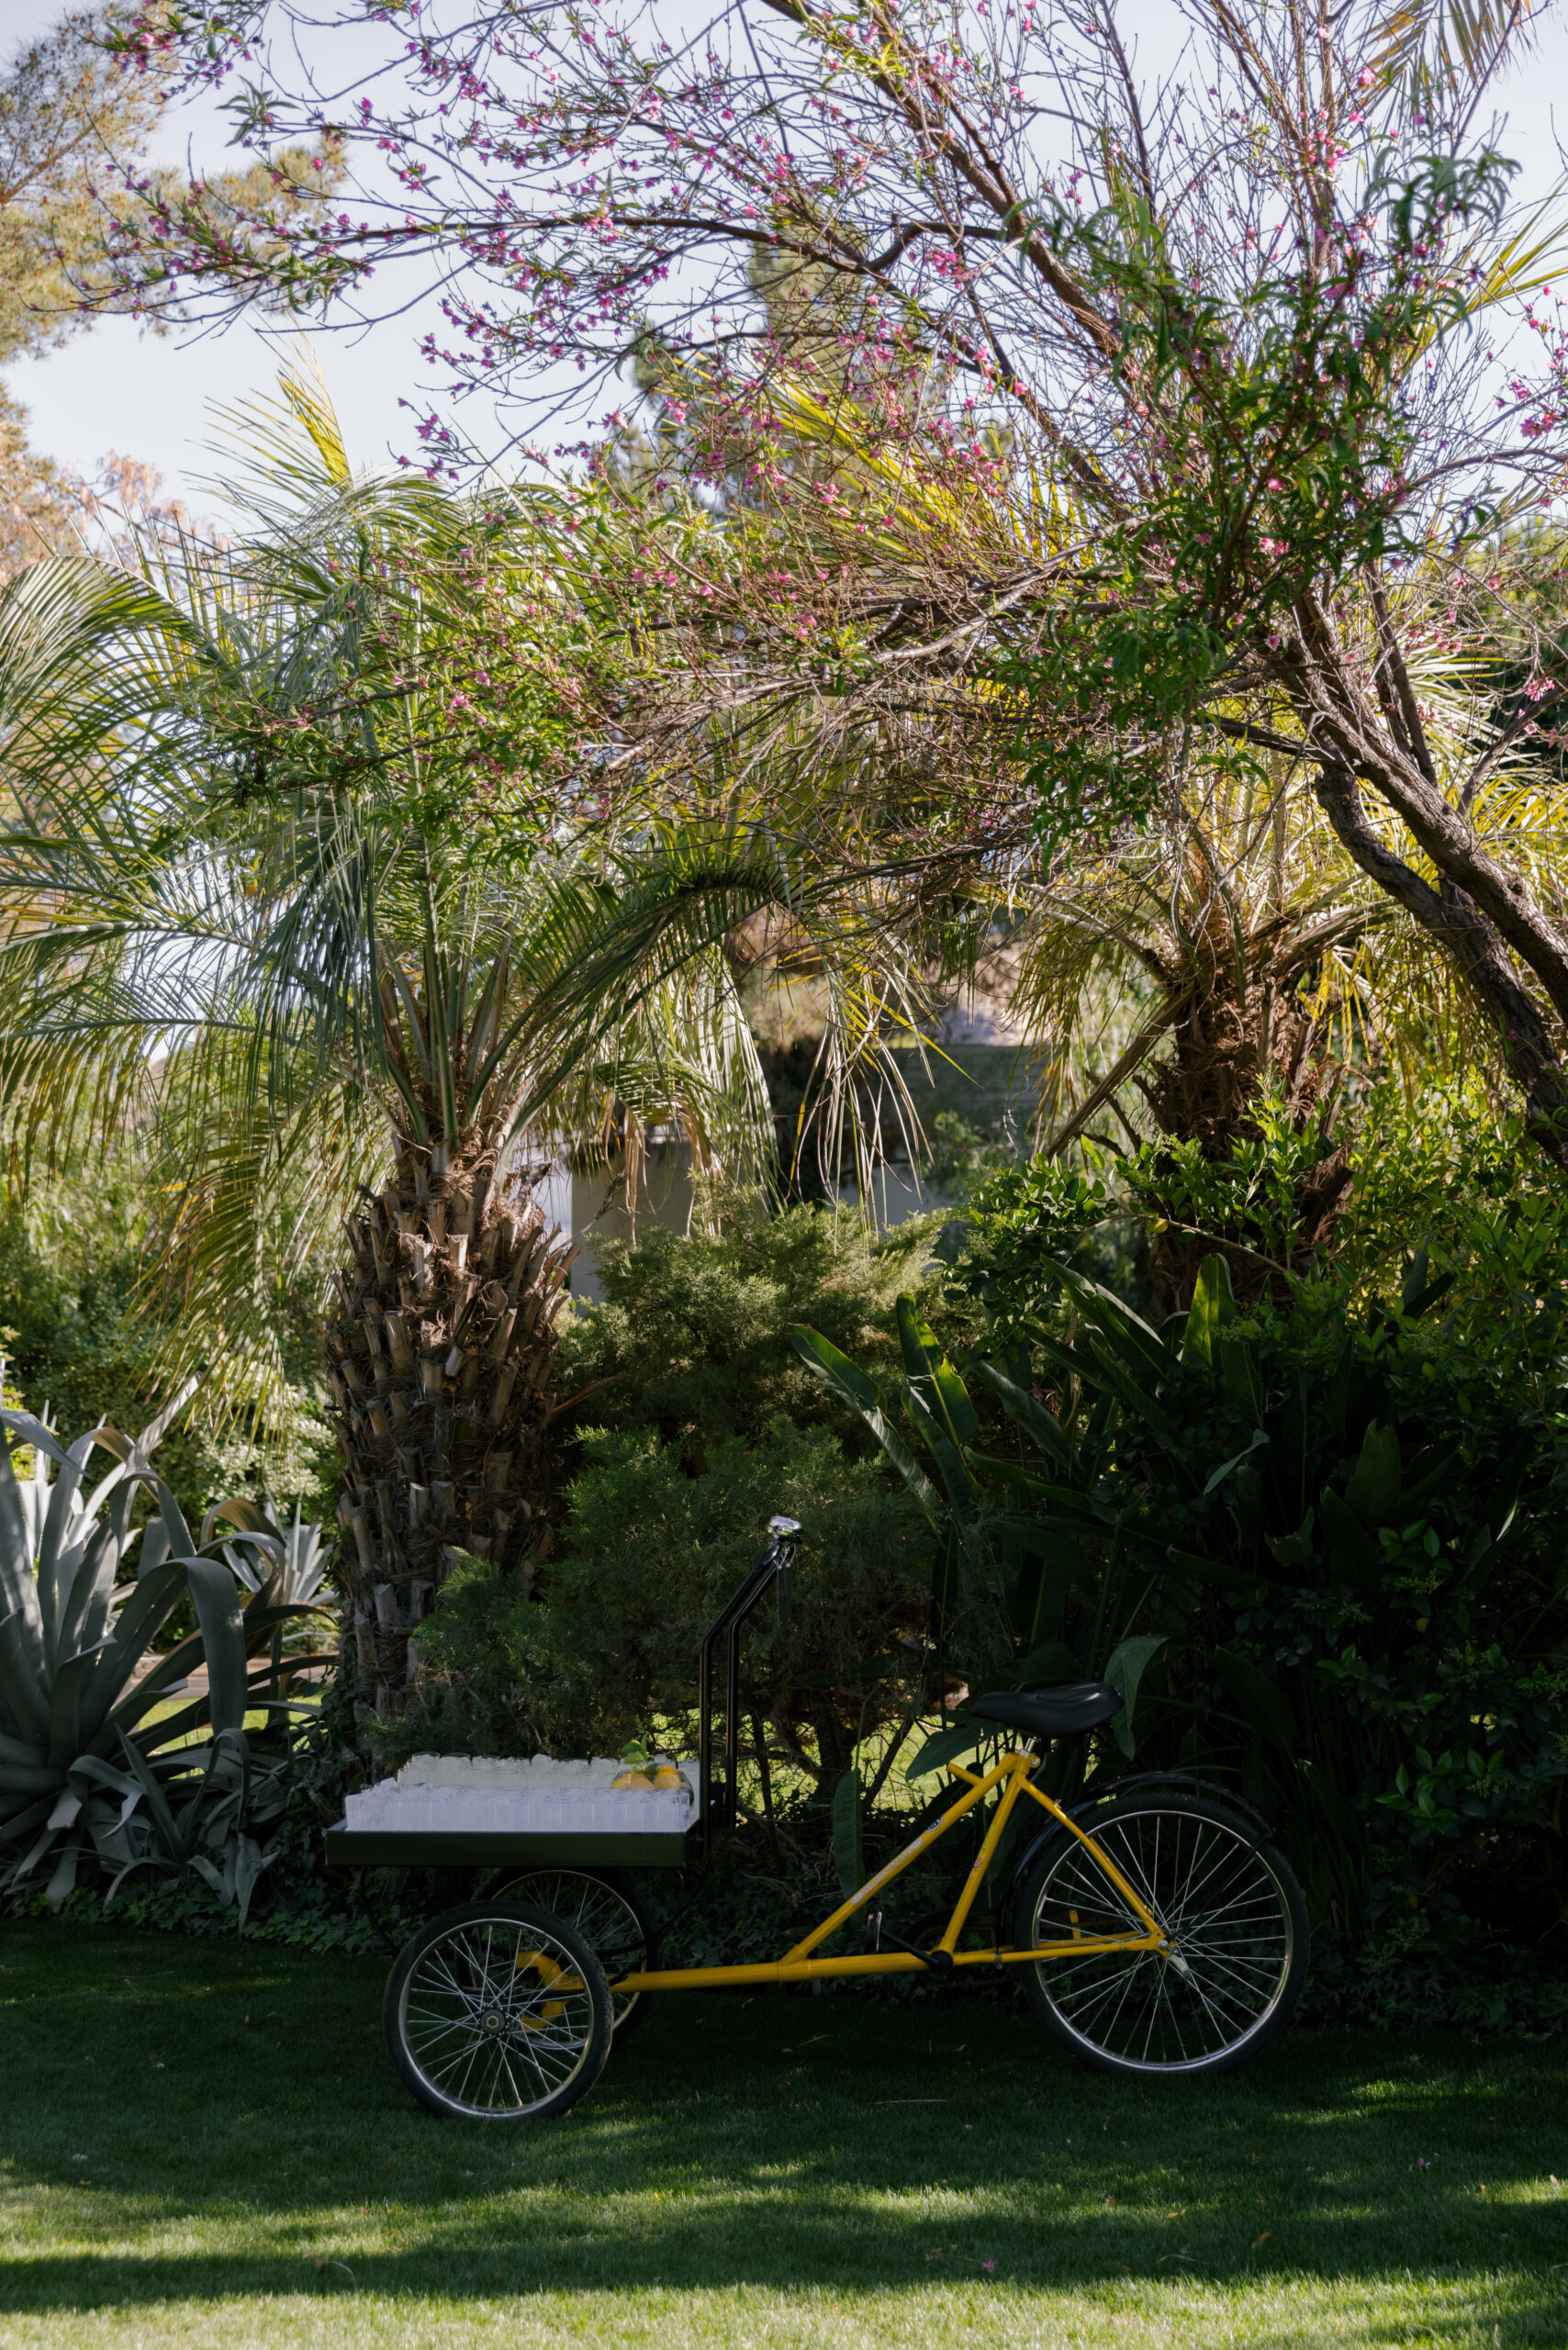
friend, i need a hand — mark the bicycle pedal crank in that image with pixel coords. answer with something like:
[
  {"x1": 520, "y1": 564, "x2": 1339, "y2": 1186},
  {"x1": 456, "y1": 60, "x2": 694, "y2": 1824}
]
[{"x1": 863, "y1": 1911, "x2": 954, "y2": 1974}]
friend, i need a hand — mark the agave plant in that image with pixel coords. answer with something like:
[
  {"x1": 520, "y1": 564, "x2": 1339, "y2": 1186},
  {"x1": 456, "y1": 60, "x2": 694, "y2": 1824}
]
[{"x1": 0, "y1": 1402, "x2": 333, "y2": 1911}]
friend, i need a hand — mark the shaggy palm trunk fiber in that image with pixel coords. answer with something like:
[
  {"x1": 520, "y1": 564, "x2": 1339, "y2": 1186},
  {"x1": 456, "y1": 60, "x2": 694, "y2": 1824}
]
[
  {"x1": 322, "y1": 1141, "x2": 575, "y2": 1723},
  {"x1": 1140, "y1": 973, "x2": 1350, "y2": 1320}
]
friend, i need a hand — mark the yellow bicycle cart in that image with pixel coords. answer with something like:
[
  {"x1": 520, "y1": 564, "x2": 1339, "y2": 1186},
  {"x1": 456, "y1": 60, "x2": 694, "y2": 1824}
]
[{"x1": 343, "y1": 1521, "x2": 1310, "y2": 2120}]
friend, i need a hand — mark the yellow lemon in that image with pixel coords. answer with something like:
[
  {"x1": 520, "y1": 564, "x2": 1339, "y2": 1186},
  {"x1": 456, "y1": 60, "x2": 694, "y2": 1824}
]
[
  {"x1": 650, "y1": 1765, "x2": 684, "y2": 1792},
  {"x1": 610, "y1": 1768, "x2": 654, "y2": 1791}
]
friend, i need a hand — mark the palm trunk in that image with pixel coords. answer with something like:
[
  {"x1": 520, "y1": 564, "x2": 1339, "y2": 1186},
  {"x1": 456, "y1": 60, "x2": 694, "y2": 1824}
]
[
  {"x1": 1135, "y1": 896, "x2": 1351, "y2": 1316},
  {"x1": 322, "y1": 1135, "x2": 575, "y2": 1727}
]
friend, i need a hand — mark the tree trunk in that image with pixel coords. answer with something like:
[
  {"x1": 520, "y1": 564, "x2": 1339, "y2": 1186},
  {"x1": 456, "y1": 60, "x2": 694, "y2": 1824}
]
[
  {"x1": 1262, "y1": 593, "x2": 1568, "y2": 1172},
  {"x1": 321, "y1": 1136, "x2": 576, "y2": 1729},
  {"x1": 1132, "y1": 895, "x2": 1352, "y2": 1316}
]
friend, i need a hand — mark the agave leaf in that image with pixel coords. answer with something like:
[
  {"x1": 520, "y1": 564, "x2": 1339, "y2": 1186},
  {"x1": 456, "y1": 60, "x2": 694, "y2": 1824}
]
[
  {"x1": 114, "y1": 1726, "x2": 190, "y2": 1860},
  {"x1": 55, "y1": 1519, "x2": 123, "y2": 1682},
  {"x1": 179, "y1": 1557, "x2": 251, "y2": 1737},
  {"x1": 34, "y1": 1427, "x2": 103, "y2": 1654},
  {"x1": 198, "y1": 1496, "x2": 274, "y2": 1552},
  {"x1": 46, "y1": 1635, "x2": 119, "y2": 1773},
  {"x1": 44, "y1": 1835, "x2": 83, "y2": 1910}
]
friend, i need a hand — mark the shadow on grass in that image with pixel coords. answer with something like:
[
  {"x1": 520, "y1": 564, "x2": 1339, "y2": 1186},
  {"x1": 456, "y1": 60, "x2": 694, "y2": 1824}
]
[{"x1": 0, "y1": 1921, "x2": 1562, "y2": 2322}]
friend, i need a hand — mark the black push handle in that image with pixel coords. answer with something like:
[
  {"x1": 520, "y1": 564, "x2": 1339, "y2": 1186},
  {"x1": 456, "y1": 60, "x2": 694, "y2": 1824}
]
[{"x1": 697, "y1": 1514, "x2": 801, "y2": 1854}]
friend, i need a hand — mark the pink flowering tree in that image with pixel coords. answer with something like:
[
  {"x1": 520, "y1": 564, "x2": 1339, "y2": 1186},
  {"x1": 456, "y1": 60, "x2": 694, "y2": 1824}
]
[{"x1": 100, "y1": 0, "x2": 1568, "y2": 1155}]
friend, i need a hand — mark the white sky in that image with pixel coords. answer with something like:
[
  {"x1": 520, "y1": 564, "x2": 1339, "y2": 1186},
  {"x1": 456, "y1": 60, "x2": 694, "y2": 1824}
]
[{"x1": 6, "y1": 0, "x2": 1567, "y2": 522}]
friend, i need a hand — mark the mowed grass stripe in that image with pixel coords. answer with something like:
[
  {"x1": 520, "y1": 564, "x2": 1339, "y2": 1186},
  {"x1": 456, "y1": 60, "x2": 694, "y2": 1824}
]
[{"x1": 0, "y1": 1923, "x2": 1562, "y2": 2346}]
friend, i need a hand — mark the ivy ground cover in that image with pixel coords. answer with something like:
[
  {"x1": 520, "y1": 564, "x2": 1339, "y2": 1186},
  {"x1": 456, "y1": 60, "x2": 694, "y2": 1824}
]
[{"x1": 0, "y1": 1923, "x2": 1563, "y2": 2348}]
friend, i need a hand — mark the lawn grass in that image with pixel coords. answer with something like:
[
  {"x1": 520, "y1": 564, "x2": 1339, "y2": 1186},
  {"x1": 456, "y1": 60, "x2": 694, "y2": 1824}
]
[{"x1": 0, "y1": 1920, "x2": 1563, "y2": 2347}]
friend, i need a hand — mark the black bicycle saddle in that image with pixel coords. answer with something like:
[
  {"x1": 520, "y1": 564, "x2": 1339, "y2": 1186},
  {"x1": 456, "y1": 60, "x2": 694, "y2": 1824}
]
[{"x1": 969, "y1": 1684, "x2": 1124, "y2": 1740}]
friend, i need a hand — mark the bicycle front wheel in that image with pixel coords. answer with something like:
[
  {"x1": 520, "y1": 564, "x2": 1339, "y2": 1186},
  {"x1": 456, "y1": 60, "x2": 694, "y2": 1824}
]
[
  {"x1": 1014, "y1": 1788, "x2": 1308, "y2": 2076},
  {"x1": 384, "y1": 1901, "x2": 612, "y2": 2120}
]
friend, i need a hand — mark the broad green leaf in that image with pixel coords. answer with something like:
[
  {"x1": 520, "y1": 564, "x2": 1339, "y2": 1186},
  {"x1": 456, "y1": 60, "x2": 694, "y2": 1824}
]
[
  {"x1": 1033, "y1": 1334, "x2": 1170, "y2": 1433},
  {"x1": 1265, "y1": 1507, "x2": 1316, "y2": 1572},
  {"x1": 1165, "y1": 1546, "x2": 1274, "y2": 1594},
  {"x1": 1031, "y1": 1256, "x2": 1171, "y2": 1384},
  {"x1": 792, "y1": 1326, "x2": 944, "y2": 1528},
  {"x1": 905, "y1": 1716, "x2": 984, "y2": 1779},
  {"x1": 1215, "y1": 1649, "x2": 1297, "y2": 1751},
  {"x1": 896, "y1": 1298, "x2": 979, "y2": 1444},
  {"x1": 1344, "y1": 1422, "x2": 1402, "y2": 1529},
  {"x1": 832, "y1": 1763, "x2": 864, "y2": 1900},
  {"x1": 969, "y1": 1358, "x2": 1076, "y2": 1473},
  {"x1": 1274, "y1": 1376, "x2": 1309, "y2": 1529},
  {"x1": 1204, "y1": 1427, "x2": 1270, "y2": 1495},
  {"x1": 1183, "y1": 1254, "x2": 1238, "y2": 1368},
  {"x1": 1219, "y1": 1335, "x2": 1266, "y2": 1424},
  {"x1": 1013, "y1": 1640, "x2": 1078, "y2": 1688},
  {"x1": 1103, "y1": 1633, "x2": 1166, "y2": 1759},
  {"x1": 1321, "y1": 1487, "x2": 1381, "y2": 1583}
]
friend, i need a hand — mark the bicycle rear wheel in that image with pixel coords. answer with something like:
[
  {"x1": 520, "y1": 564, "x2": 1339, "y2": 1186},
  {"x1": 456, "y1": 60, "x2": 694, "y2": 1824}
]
[
  {"x1": 493, "y1": 1866, "x2": 660, "y2": 2042},
  {"x1": 1014, "y1": 1788, "x2": 1308, "y2": 2076}
]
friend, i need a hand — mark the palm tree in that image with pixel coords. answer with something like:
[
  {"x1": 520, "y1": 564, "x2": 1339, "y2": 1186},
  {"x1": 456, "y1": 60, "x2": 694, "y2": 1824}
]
[{"x1": 0, "y1": 361, "x2": 777, "y2": 1722}]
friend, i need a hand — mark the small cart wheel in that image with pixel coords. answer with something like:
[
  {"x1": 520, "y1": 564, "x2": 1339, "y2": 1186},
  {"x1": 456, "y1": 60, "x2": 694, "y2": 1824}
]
[
  {"x1": 493, "y1": 1866, "x2": 661, "y2": 2043},
  {"x1": 384, "y1": 1900, "x2": 612, "y2": 2121},
  {"x1": 1014, "y1": 1787, "x2": 1308, "y2": 2076}
]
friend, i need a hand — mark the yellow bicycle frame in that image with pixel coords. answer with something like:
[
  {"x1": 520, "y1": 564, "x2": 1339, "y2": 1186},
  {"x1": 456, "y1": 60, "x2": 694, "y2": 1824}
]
[{"x1": 613, "y1": 1747, "x2": 1163, "y2": 1995}]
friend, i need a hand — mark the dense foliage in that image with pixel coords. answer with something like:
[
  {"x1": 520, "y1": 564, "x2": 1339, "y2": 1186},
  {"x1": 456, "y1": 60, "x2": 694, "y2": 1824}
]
[
  {"x1": 803, "y1": 1202, "x2": 1568, "y2": 1978},
  {"x1": 400, "y1": 1205, "x2": 969, "y2": 1773},
  {"x1": 0, "y1": 1141, "x2": 331, "y2": 1529}
]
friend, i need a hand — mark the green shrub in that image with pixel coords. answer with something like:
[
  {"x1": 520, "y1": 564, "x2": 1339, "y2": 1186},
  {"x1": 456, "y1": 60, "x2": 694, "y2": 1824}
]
[
  {"x1": 810, "y1": 1234, "x2": 1568, "y2": 1964},
  {"x1": 398, "y1": 1204, "x2": 967, "y2": 1774},
  {"x1": 554, "y1": 1198, "x2": 970, "y2": 1469},
  {"x1": 410, "y1": 1416, "x2": 925, "y2": 1772},
  {"x1": 0, "y1": 1142, "x2": 332, "y2": 1530}
]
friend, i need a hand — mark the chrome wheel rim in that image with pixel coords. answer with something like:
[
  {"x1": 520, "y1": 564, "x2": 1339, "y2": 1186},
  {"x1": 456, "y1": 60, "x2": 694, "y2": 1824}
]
[
  {"x1": 399, "y1": 1916, "x2": 599, "y2": 2115},
  {"x1": 1028, "y1": 1807, "x2": 1294, "y2": 2071},
  {"x1": 499, "y1": 1871, "x2": 649, "y2": 2029}
]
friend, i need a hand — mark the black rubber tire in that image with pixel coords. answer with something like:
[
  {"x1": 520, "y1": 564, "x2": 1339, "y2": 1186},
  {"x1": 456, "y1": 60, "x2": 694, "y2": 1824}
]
[
  {"x1": 493, "y1": 1866, "x2": 661, "y2": 2043},
  {"x1": 384, "y1": 1900, "x2": 612, "y2": 2121},
  {"x1": 1013, "y1": 1788, "x2": 1309, "y2": 2076}
]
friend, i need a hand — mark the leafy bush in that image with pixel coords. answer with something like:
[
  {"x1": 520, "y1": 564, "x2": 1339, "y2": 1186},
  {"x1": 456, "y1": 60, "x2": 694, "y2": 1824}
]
[
  {"x1": 0, "y1": 1142, "x2": 332, "y2": 1530},
  {"x1": 801, "y1": 1243, "x2": 1568, "y2": 1967},
  {"x1": 386, "y1": 1203, "x2": 988, "y2": 1776},
  {"x1": 409, "y1": 1416, "x2": 924, "y2": 1774},
  {"x1": 554, "y1": 1198, "x2": 971, "y2": 1468}
]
